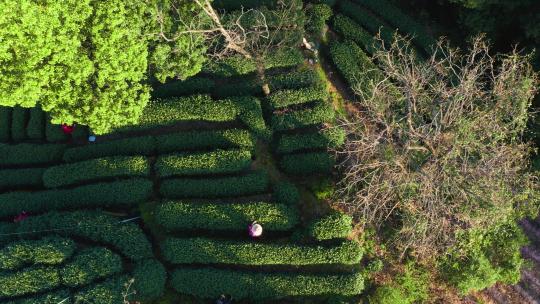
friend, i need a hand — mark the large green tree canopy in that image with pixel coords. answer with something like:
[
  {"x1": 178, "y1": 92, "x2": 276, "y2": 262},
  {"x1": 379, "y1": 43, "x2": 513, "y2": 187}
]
[{"x1": 0, "y1": 0, "x2": 208, "y2": 134}]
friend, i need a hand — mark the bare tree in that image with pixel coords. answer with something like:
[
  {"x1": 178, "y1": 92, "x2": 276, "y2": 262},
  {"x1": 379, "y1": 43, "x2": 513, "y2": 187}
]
[{"x1": 334, "y1": 35, "x2": 540, "y2": 259}]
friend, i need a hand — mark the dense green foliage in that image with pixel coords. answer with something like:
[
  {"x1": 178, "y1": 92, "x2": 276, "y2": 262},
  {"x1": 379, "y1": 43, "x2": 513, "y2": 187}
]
[
  {"x1": 338, "y1": 0, "x2": 395, "y2": 46},
  {"x1": 0, "y1": 167, "x2": 45, "y2": 190},
  {"x1": 0, "y1": 179, "x2": 152, "y2": 217},
  {"x1": 156, "y1": 149, "x2": 252, "y2": 177},
  {"x1": 306, "y1": 4, "x2": 333, "y2": 37},
  {"x1": 332, "y1": 14, "x2": 376, "y2": 54},
  {"x1": 276, "y1": 128, "x2": 346, "y2": 153},
  {"x1": 369, "y1": 263, "x2": 429, "y2": 304},
  {"x1": 26, "y1": 107, "x2": 45, "y2": 140},
  {"x1": 0, "y1": 143, "x2": 65, "y2": 166},
  {"x1": 155, "y1": 129, "x2": 255, "y2": 154},
  {"x1": 162, "y1": 238, "x2": 363, "y2": 265},
  {"x1": 171, "y1": 268, "x2": 364, "y2": 299},
  {"x1": 160, "y1": 171, "x2": 270, "y2": 198},
  {"x1": 268, "y1": 87, "x2": 328, "y2": 109},
  {"x1": 43, "y1": 155, "x2": 150, "y2": 188},
  {"x1": 271, "y1": 100, "x2": 335, "y2": 131},
  {"x1": 280, "y1": 152, "x2": 335, "y2": 175},
  {"x1": 63, "y1": 136, "x2": 156, "y2": 162},
  {"x1": 152, "y1": 77, "x2": 216, "y2": 99},
  {"x1": 306, "y1": 212, "x2": 353, "y2": 240},
  {"x1": 0, "y1": 266, "x2": 60, "y2": 299},
  {"x1": 60, "y1": 247, "x2": 122, "y2": 287},
  {"x1": 0, "y1": 237, "x2": 75, "y2": 271},
  {"x1": 11, "y1": 107, "x2": 27, "y2": 141},
  {"x1": 273, "y1": 181, "x2": 301, "y2": 205},
  {"x1": 132, "y1": 259, "x2": 167, "y2": 301},
  {"x1": 155, "y1": 201, "x2": 299, "y2": 231}
]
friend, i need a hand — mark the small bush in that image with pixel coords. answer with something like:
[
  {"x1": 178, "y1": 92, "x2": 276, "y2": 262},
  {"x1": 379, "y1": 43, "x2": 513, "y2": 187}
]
[
  {"x1": 267, "y1": 87, "x2": 328, "y2": 109},
  {"x1": 271, "y1": 101, "x2": 335, "y2": 131},
  {"x1": 162, "y1": 238, "x2": 363, "y2": 265},
  {"x1": 63, "y1": 136, "x2": 156, "y2": 162},
  {"x1": 0, "y1": 167, "x2": 45, "y2": 190},
  {"x1": 132, "y1": 259, "x2": 167, "y2": 301},
  {"x1": 333, "y1": 14, "x2": 376, "y2": 54},
  {"x1": 280, "y1": 152, "x2": 335, "y2": 175},
  {"x1": 170, "y1": 268, "x2": 364, "y2": 299},
  {"x1": 11, "y1": 107, "x2": 27, "y2": 142},
  {"x1": 272, "y1": 181, "x2": 300, "y2": 205},
  {"x1": 26, "y1": 107, "x2": 45, "y2": 140},
  {"x1": 234, "y1": 96, "x2": 271, "y2": 139},
  {"x1": 155, "y1": 129, "x2": 255, "y2": 154},
  {"x1": 0, "y1": 266, "x2": 60, "y2": 299},
  {"x1": 156, "y1": 149, "x2": 252, "y2": 177},
  {"x1": 160, "y1": 171, "x2": 270, "y2": 198},
  {"x1": 0, "y1": 107, "x2": 11, "y2": 142},
  {"x1": 0, "y1": 237, "x2": 76, "y2": 271},
  {"x1": 0, "y1": 179, "x2": 153, "y2": 217},
  {"x1": 155, "y1": 201, "x2": 299, "y2": 231},
  {"x1": 0, "y1": 143, "x2": 65, "y2": 166},
  {"x1": 306, "y1": 211, "x2": 353, "y2": 240},
  {"x1": 43, "y1": 156, "x2": 150, "y2": 188},
  {"x1": 152, "y1": 77, "x2": 216, "y2": 99},
  {"x1": 276, "y1": 127, "x2": 346, "y2": 154},
  {"x1": 269, "y1": 68, "x2": 323, "y2": 91},
  {"x1": 60, "y1": 247, "x2": 122, "y2": 287},
  {"x1": 306, "y1": 4, "x2": 333, "y2": 37}
]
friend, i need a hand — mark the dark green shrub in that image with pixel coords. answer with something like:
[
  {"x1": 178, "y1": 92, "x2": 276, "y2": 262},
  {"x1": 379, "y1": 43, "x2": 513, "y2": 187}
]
[
  {"x1": 155, "y1": 201, "x2": 299, "y2": 231},
  {"x1": 73, "y1": 276, "x2": 127, "y2": 304},
  {"x1": 271, "y1": 101, "x2": 335, "y2": 131},
  {"x1": 213, "y1": 80, "x2": 262, "y2": 98},
  {"x1": 162, "y1": 238, "x2": 363, "y2": 265},
  {"x1": 0, "y1": 237, "x2": 75, "y2": 271},
  {"x1": 0, "y1": 179, "x2": 153, "y2": 217},
  {"x1": 43, "y1": 155, "x2": 150, "y2": 188},
  {"x1": 306, "y1": 211, "x2": 353, "y2": 240},
  {"x1": 0, "y1": 266, "x2": 60, "y2": 299},
  {"x1": 63, "y1": 136, "x2": 156, "y2": 162},
  {"x1": 152, "y1": 77, "x2": 216, "y2": 99},
  {"x1": 0, "y1": 167, "x2": 45, "y2": 190},
  {"x1": 4, "y1": 289, "x2": 71, "y2": 304},
  {"x1": 235, "y1": 96, "x2": 271, "y2": 139},
  {"x1": 276, "y1": 127, "x2": 346, "y2": 154},
  {"x1": 155, "y1": 129, "x2": 255, "y2": 154},
  {"x1": 156, "y1": 149, "x2": 252, "y2": 177},
  {"x1": 45, "y1": 115, "x2": 69, "y2": 142},
  {"x1": 0, "y1": 107, "x2": 11, "y2": 142},
  {"x1": 267, "y1": 87, "x2": 328, "y2": 109},
  {"x1": 160, "y1": 171, "x2": 270, "y2": 198},
  {"x1": 11, "y1": 107, "x2": 27, "y2": 141},
  {"x1": 26, "y1": 107, "x2": 45, "y2": 140},
  {"x1": 0, "y1": 143, "x2": 65, "y2": 166},
  {"x1": 272, "y1": 181, "x2": 300, "y2": 205},
  {"x1": 269, "y1": 68, "x2": 323, "y2": 91},
  {"x1": 338, "y1": 1, "x2": 395, "y2": 46},
  {"x1": 71, "y1": 125, "x2": 88, "y2": 141},
  {"x1": 369, "y1": 286, "x2": 408, "y2": 304},
  {"x1": 280, "y1": 152, "x2": 335, "y2": 175},
  {"x1": 60, "y1": 247, "x2": 122, "y2": 287},
  {"x1": 170, "y1": 268, "x2": 365, "y2": 299},
  {"x1": 132, "y1": 259, "x2": 167, "y2": 301},
  {"x1": 333, "y1": 14, "x2": 376, "y2": 54},
  {"x1": 9, "y1": 211, "x2": 153, "y2": 261},
  {"x1": 306, "y1": 4, "x2": 333, "y2": 37}
]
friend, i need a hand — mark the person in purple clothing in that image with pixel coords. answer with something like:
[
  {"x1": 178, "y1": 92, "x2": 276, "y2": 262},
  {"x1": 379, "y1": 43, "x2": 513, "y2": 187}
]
[{"x1": 248, "y1": 221, "x2": 263, "y2": 238}]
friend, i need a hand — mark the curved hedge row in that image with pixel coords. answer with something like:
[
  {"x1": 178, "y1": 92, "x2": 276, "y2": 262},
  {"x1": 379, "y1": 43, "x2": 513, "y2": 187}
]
[
  {"x1": 0, "y1": 143, "x2": 65, "y2": 166},
  {"x1": 171, "y1": 268, "x2": 365, "y2": 299},
  {"x1": 280, "y1": 152, "x2": 335, "y2": 175},
  {"x1": 156, "y1": 149, "x2": 252, "y2": 177},
  {"x1": 0, "y1": 266, "x2": 59, "y2": 299},
  {"x1": 60, "y1": 247, "x2": 123, "y2": 288},
  {"x1": 43, "y1": 155, "x2": 150, "y2": 188},
  {"x1": 333, "y1": 14, "x2": 376, "y2": 54},
  {"x1": 162, "y1": 238, "x2": 363, "y2": 265},
  {"x1": 271, "y1": 101, "x2": 335, "y2": 131},
  {"x1": 268, "y1": 87, "x2": 328, "y2": 109},
  {"x1": 156, "y1": 129, "x2": 255, "y2": 154},
  {"x1": 160, "y1": 170, "x2": 270, "y2": 198},
  {"x1": 0, "y1": 179, "x2": 152, "y2": 221},
  {"x1": 132, "y1": 259, "x2": 167, "y2": 302},
  {"x1": 0, "y1": 237, "x2": 75, "y2": 271},
  {"x1": 273, "y1": 181, "x2": 301, "y2": 205},
  {"x1": 155, "y1": 201, "x2": 299, "y2": 231},
  {"x1": 306, "y1": 211, "x2": 354, "y2": 241},
  {"x1": 0, "y1": 167, "x2": 45, "y2": 190},
  {"x1": 276, "y1": 128, "x2": 346, "y2": 154},
  {"x1": 63, "y1": 136, "x2": 155, "y2": 163}
]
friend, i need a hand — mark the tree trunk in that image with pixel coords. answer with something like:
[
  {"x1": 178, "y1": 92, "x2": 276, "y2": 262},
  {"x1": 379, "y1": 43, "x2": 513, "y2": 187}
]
[{"x1": 255, "y1": 56, "x2": 270, "y2": 96}]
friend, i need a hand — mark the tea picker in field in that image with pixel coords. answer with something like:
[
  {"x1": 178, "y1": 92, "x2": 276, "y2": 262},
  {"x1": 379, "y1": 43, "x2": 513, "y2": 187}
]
[
  {"x1": 248, "y1": 221, "x2": 263, "y2": 238},
  {"x1": 61, "y1": 123, "x2": 75, "y2": 134}
]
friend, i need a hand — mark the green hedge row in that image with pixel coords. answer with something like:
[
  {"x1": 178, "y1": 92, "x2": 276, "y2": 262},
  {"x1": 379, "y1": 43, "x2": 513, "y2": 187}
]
[
  {"x1": 338, "y1": 1, "x2": 395, "y2": 46},
  {"x1": 152, "y1": 77, "x2": 216, "y2": 99},
  {"x1": 43, "y1": 155, "x2": 150, "y2": 188},
  {"x1": 280, "y1": 152, "x2": 335, "y2": 175},
  {"x1": 160, "y1": 170, "x2": 270, "y2": 198},
  {"x1": 1, "y1": 211, "x2": 154, "y2": 261},
  {"x1": 0, "y1": 237, "x2": 75, "y2": 271},
  {"x1": 73, "y1": 275, "x2": 127, "y2": 304},
  {"x1": 333, "y1": 14, "x2": 376, "y2": 54},
  {"x1": 306, "y1": 211, "x2": 353, "y2": 240},
  {"x1": 306, "y1": 4, "x2": 333, "y2": 37},
  {"x1": 4, "y1": 289, "x2": 70, "y2": 304},
  {"x1": 162, "y1": 238, "x2": 363, "y2": 265},
  {"x1": 271, "y1": 100, "x2": 335, "y2": 131},
  {"x1": 234, "y1": 96, "x2": 271, "y2": 139},
  {"x1": 45, "y1": 115, "x2": 69, "y2": 143},
  {"x1": 268, "y1": 86, "x2": 328, "y2": 109},
  {"x1": 26, "y1": 107, "x2": 45, "y2": 140},
  {"x1": 11, "y1": 107, "x2": 27, "y2": 142},
  {"x1": 155, "y1": 201, "x2": 299, "y2": 231},
  {"x1": 63, "y1": 136, "x2": 155, "y2": 163},
  {"x1": 352, "y1": 0, "x2": 435, "y2": 54},
  {"x1": 155, "y1": 129, "x2": 255, "y2": 154},
  {"x1": 203, "y1": 49, "x2": 304, "y2": 77},
  {"x1": 0, "y1": 266, "x2": 60, "y2": 299},
  {"x1": 61, "y1": 247, "x2": 122, "y2": 288},
  {"x1": 0, "y1": 143, "x2": 65, "y2": 166},
  {"x1": 0, "y1": 167, "x2": 45, "y2": 190},
  {"x1": 171, "y1": 268, "x2": 365, "y2": 299},
  {"x1": 0, "y1": 107, "x2": 11, "y2": 142},
  {"x1": 0, "y1": 178, "x2": 153, "y2": 217},
  {"x1": 131, "y1": 259, "x2": 167, "y2": 301},
  {"x1": 276, "y1": 127, "x2": 346, "y2": 154},
  {"x1": 156, "y1": 149, "x2": 252, "y2": 177},
  {"x1": 273, "y1": 181, "x2": 301, "y2": 205}
]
